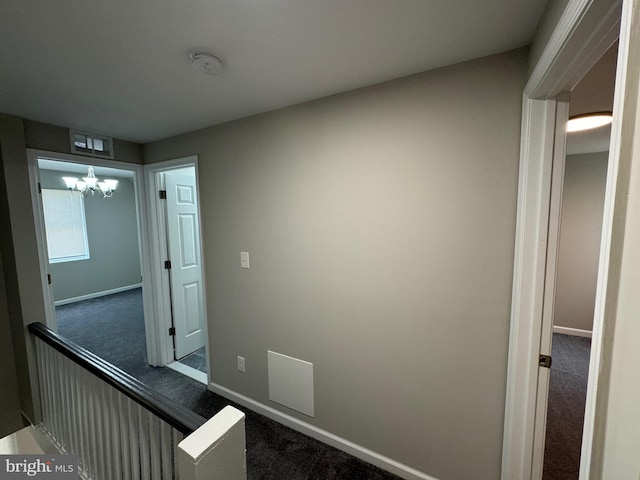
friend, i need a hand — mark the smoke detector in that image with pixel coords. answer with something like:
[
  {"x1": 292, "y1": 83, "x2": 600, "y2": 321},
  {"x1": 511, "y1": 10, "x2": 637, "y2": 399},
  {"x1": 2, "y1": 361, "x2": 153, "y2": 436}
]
[{"x1": 190, "y1": 52, "x2": 223, "y2": 76}]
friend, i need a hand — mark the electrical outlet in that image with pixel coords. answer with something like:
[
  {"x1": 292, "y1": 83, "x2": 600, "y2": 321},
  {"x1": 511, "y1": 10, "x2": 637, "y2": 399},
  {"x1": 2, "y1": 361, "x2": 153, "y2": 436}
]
[{"x1": 237, "y1": 356, "x2": 246, "y2": 373}]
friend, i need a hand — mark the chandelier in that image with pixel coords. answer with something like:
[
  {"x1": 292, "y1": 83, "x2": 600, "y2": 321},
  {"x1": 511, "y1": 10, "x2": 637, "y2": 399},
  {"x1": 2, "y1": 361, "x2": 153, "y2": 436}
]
[{"x1": 63, "y1": 166, "x2": 118, "y2": 198}]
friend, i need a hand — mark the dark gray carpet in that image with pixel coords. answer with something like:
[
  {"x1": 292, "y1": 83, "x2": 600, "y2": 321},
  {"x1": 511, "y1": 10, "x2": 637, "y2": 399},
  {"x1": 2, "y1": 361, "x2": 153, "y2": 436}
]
[
  {"x1": 56, "y1": 289, "x2": 401, "y2": 480},
  {"x1": 56, "y1": 288, "x2": 149, "y2": 375},
  {"x1": 179, "y1": 346, "x2": 207, "y2": 373},
  {"x1": 543, "y1": 333, "x2": 591, "y2": 480}
]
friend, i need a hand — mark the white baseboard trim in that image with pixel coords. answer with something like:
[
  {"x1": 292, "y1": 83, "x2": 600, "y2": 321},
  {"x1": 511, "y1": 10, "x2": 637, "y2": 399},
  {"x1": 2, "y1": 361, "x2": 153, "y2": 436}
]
[
  {"x1": 553, "y1": 326, "x2": 593, "y2": 338},
  {"x1": 167, "y1": 361, "x2": 207, "y2": 385},
  {"x1": 54, "y1": 283, "x2": 142, "y2": 306},
  {"x1": 209, "y1": 382, "x2": 438, "y2": 480}
]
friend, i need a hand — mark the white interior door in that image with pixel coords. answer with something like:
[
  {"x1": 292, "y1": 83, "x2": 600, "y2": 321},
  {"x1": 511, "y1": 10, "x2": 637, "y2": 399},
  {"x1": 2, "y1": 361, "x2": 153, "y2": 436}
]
[
  {"x1": 530, "y1": 98, "x2": 570, "y2": 479},
  {"x1": 165, "y1": 169, "x2": 206, "y2": 359}
]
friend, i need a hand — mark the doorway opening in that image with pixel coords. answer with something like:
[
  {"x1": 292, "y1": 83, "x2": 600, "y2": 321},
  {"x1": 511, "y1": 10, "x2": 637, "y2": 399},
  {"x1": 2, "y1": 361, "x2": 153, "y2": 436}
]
[
  {"x1": 542, "y1": 43, "x2": 616, "y2": 480},
  {"x1": 28, "y1": 151, "x2": 155, "y2": 380},
  {"x1": 144, "y1": 157, "x2": 208, "y2": 385},
  {"x1": 501, "y1": 0, "x2": 624, "y2": 478}
]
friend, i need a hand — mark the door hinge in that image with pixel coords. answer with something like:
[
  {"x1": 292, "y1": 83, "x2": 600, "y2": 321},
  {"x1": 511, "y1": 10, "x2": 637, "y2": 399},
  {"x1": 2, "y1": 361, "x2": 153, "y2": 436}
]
[
  {"x1": 159, "y1": 190, "x2": 167, "y2": 199},
  {"x1": 169, "y1": 327, "x2": 176, "y2": 336},
  {"x1": 539, "y1": 354, "x2": 552, "y2": 368},
  {"x1": 38, "y1": 182, "x2": 42, "y2": 194},
  {"x1": 47, "y1": 274, "x2": 51, "y2": 285},
  {"x1": 164, "y1": 260, "x2": 172, "y2": 269}
]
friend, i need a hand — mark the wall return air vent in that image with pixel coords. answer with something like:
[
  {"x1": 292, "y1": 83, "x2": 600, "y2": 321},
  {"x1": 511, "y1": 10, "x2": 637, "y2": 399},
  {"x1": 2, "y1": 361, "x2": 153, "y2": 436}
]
[{"x1": 69, "y1": 130, "x2": 114, "y2": 159}]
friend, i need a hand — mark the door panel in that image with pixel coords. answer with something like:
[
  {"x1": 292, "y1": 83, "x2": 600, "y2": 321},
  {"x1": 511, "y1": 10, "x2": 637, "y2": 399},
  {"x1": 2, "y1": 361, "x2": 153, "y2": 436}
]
[
  {"x1": 165, "y1": 170, "x2": 205, "y2": 359},
  {"x1": 178, "y1": 214, "x2": 198, "y2": 266},
  {"x1": 183, "y1": 282, "x2": 201, "y2": 334}
]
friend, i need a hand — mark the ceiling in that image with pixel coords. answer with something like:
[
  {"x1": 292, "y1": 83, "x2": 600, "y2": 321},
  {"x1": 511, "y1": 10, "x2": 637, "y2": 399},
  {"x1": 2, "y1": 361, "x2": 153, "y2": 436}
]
[
  {"x1": 0, "y1": 0, "x2": 547, "y2": 144},
  {"x1": 567, "y1": 43, "x2": 617, "y2": 155}
]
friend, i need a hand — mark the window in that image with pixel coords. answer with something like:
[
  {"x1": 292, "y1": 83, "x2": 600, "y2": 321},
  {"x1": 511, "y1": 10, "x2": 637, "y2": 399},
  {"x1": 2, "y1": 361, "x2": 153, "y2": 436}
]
[{"x1": 42, "y1": 189, "x2": 90, "y2": 263}]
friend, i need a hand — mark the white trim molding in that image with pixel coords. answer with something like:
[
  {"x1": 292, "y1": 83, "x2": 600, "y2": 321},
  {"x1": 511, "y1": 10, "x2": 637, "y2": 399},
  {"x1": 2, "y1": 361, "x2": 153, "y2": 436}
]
[
  {"x1": 27, "y1": 152, "x2": 58, "y2": 331},
  {"x1": 580, "y1": 0, "x2": 640, "y2": 475},
  {"x1": 501, "y1": 96, "x2": 558, "y2": 480},
  {"x1": 167, "y1": 361, "x2": 207, "y2": 385},
  {"x1": 526, "y1": 0, "x2": 622, "y2": 99},
  {"x1": 552, "y1": 326, "x2": 593, "y2": 338},
  {"x1": 53, "y1": 283, "x2": 142, "y2": 306},
  {"x1": 209, "y1": 383, "x2": 439, "y2": 480},
  {"x1": 502, "y1": 0, "x2": 622, "y2": 479}
]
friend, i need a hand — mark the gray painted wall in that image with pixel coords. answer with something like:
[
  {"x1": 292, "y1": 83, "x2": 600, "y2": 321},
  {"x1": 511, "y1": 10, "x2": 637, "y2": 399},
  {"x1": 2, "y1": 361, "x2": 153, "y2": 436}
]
[
  {"x1": 145, "y1": 49, "x2": 527, "y2": 480},
  {"x1": 39, "y1": 169, "x2": 141, "y2": 301},
  {"x1": 554, "y1": 152, "x2": 608, "y2": 331},
  {"x1": 0, "y1": 113, "x2": 42, "y2": 423},
  {"x1": 0, "y1": 183, "x2": 23, "y2": 438}
]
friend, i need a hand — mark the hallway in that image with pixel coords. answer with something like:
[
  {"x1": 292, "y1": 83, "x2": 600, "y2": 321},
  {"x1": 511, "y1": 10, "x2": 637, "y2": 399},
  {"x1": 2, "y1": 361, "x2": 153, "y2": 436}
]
[{"x1": 55, "y1": 290, "x2": 399, "y2": 479}]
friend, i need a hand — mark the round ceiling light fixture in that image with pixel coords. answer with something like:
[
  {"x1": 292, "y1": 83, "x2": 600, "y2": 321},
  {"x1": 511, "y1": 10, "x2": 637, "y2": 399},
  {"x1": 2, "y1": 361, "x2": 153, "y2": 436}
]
[
  {"x1": 190, "y1": 52, "x2": 223, "y2": 76},
  {"x1": 567, "y1": 112, "x2": 613, "y2": 132}
]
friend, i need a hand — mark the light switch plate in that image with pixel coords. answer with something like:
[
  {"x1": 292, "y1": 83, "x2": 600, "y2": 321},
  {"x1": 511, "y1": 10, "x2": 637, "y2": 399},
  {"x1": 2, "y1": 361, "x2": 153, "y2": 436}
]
[
  {"x1": 237, "y1": 356, "x2": 245, "y2": 373},
  {"x1": 240, "y1": 252, "x2": 250, "y2": 269}
]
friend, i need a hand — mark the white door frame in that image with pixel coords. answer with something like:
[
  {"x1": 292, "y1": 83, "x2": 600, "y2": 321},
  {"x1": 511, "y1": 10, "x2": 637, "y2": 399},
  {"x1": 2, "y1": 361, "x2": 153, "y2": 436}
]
[
  {"x1": 501, "y1": 0, "x2": 622, "y2": 478},
  {"x1": 143, "y1": 156, "x2": 209, "y2": 373},
  {"x1": 25, "y1": 149, "x2": 155, "y2": 361},
  {"x1": 27, "y1": 151, "x2": 57, "y2": 331}
]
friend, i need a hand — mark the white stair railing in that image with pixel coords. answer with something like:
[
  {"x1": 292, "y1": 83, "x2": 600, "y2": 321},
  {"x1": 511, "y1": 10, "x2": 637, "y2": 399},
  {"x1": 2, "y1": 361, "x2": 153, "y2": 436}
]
[{"x1": 29, "y1": 322, "x2": 246, "y2": 480}]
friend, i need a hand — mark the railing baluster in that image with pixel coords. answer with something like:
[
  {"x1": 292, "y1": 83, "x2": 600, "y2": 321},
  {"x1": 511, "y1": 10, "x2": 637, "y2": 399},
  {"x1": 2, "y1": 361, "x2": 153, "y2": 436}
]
[
  {"x1": 51, "y1": 347, "x2": 58, "y2": 442},
  {"x1": 119, "y1": 395, "x2": 131, "y2": 479},
  {"x1": 139, "y1": 405, "x2": 151, "y2": 480},
  {"x1": 75, "y1": 362, "x2": 87, "y2": 475},
  {"x1": 89, "y1": 368, "x2": 99, "y2": 478},
  {"x1": 79, "y1": 367, "x2": 90, "y2": 476},
  {"x1": 109, "y1": 388, "x2": 122, "y2": 480},
  {"x1": 160, "y1": 422, "x2": 173, "y2": 480},
  {"x1": 97, "y1": 381, "x2": 108, "y2": 480},
  {"x1": 35, "y1": 342, "x2": 47, "y2": 427},
  {"x1": 173, "y1": 430, "x2": 183, "y2": 479},
  {"x1": 46, "y1": 345, "x2": 57, "y2": 442},
  {"x1": 67, "y1": 361, "x2": 78, "y2": 458},
  {"x1": 53, "y1": 346, "x2": 63, "y2": 446},
  {"x1": 62, "y1": 356, "x2": 72, "y2": 453},
  {"x1": 129, "y1": 398, "x2": 141, "y2": 478},
  {"x1": 150, "y1": 414, "x2": 161, "y2": 479}
]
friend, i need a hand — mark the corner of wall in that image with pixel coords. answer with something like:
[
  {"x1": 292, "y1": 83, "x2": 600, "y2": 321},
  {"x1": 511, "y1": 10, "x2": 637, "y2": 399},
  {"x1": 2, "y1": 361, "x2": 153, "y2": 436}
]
[{"x1": 0, "y1": 113, "x2": 36, "y2": 422}]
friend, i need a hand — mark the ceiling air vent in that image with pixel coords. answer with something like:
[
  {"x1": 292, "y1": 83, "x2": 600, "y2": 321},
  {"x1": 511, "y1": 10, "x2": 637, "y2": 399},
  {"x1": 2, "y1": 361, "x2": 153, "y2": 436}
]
[{"x1": 69, "y1": 130, "x2": 114, "y2": 159}]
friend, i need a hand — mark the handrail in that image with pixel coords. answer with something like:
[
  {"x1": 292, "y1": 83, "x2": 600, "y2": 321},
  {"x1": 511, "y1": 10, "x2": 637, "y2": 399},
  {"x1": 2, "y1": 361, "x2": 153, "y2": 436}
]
[{"x1": 28, "y1": 321, "x2": 205, "y2": 435}]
